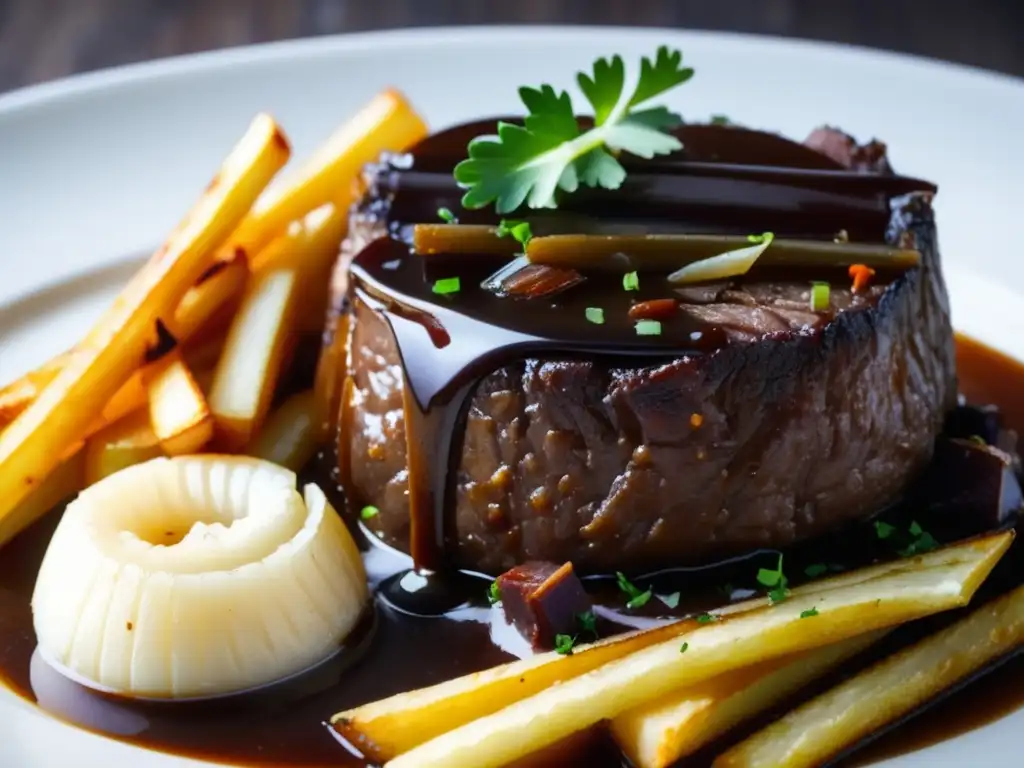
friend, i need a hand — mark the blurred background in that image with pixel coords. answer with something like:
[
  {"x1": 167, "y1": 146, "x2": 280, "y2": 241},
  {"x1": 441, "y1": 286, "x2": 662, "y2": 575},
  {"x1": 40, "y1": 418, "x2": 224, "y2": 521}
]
[{"x1": 1, "y1": 0, "x2": 1023, "y2": 93}]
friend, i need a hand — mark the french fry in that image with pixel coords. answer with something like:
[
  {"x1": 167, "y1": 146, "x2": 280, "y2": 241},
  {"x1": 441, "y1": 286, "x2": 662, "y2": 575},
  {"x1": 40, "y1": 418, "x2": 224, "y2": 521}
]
[
  {"x1": 335, "y1": 534, "x2": 1010, "y2": 763},
  {"x1": 384, "y1": 532, "x2": 1012, "y2": 768},
  {"x1": 83, "y1": 410, "x2": 164, "y2": 486},
  {"x1": 9, "y1": 447, "x2": 85, "y2": 527},
  {"x1": 146, "y1": 353, "x2": 213, "y2": 456},
  {"x1": 229, "y1": 89, "x2": 428, "y2": 258},
  {"x1": 208, "y1": 267, "x2": 299, "y2": 451},
  {"x1": 611, "y1": 631, "x2": 887, "y2": 768},
  {"x1": 0, "y1": 352, "x2": 73, "y2": 431},
  {"x1": 251, "y1": 203, "x2": 348, "y2": 333},
  {"x1": 715, "y1": 583, "x2": 1024, "y2": 768},
  {"x1": 246, "y1": 390, "x2": 319, "y2": 471},
  {"x1": 170, "y1": 253, "x2": 249, "y2": 340},
  {"x1": 0, "y1": 114, "x2": 289, "y2": 547},
  {"x1": 0, "y1": 253, "x2": 249, "y2": 435},
  {"x1": 333, "y1": 619, "x2": 695, "y2": 764}
]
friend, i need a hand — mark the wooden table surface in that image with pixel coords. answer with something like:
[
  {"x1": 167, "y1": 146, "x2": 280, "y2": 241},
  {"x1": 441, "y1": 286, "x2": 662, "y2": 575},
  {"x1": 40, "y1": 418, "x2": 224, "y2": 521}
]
[{"x1": 1, "y1": 0, "x2": 1023, "y2": 94}]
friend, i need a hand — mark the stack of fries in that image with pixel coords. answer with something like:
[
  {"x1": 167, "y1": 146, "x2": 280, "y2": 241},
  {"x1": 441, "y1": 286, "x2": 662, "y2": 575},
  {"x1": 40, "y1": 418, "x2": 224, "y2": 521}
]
[
  {"x1": 0, "y1": 89, "x2": 428, "y2": 547},
  {"x1": 332, "y1": 535, "x2": 1024, "y2": 768}
]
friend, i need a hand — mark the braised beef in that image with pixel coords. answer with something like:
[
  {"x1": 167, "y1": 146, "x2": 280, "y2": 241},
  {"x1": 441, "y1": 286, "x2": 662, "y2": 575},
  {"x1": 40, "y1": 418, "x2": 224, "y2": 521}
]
[{"x1": 496, "y1": 561, "x2": 592, "y2": 649}]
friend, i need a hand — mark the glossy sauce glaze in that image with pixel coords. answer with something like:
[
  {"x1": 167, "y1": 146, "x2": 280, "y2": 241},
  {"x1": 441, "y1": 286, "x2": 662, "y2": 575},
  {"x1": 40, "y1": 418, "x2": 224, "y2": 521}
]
[
  {"x1": 340, "y1": 120, "x2": 935, "y2": 574},
  {"x1": 0, "y1": 335, "x2": 1018, "y2": 767}
]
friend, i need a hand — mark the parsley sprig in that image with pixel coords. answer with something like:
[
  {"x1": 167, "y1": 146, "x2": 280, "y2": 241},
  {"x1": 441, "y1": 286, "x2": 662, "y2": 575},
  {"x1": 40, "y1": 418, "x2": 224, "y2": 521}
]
[{"x1": 454, "y1": 47, "x2": 694, "y2": 213}]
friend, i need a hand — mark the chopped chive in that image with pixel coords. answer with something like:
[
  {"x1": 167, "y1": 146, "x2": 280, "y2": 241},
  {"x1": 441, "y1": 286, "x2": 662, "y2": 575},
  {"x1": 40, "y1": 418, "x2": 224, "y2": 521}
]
[
  {"x1": 747, "y1": 232, "x2": 773, "y2": 244},
  {"x1": 627, "y1": 591, "x2": 652, "y2": 610},
  {"x1": 577, "y1": 610, "x2": 598, "y2": 638},
  {"x1": 497, "y1": 219, "x2": 533, "y2": 246},
  {"x1": 586, "y1": 307, "x2": 605, "y2": 324},
  {"x1": 617, "y1": 571, "x2": 653, "y2": 609},
  {"x1": 800, "y1": 607, "x2": 819, "y2": 618},
  {"x1": 635, "y1": 320, "x2": 662, "y2": 336},
  {"x1": 874, "y1": 521, "x2": 896, "y2": 540},
  {"x1": 623, "y1": 271, "x2": 640, "y2": 291},
  {"x1": 679, "y1": 642, "x2": 689, "y2": 653},
  {"x1": 360, "y1": 505, "x2": 379, "y2": 520},
  {"x1": 657, "y1": 592, "x2": 681, "y2": 609},
  {"x1": 432, "y1": 277, "x2": 461, "y2": 295},
  {"x1": 810, "y1": 281, "x2": 830, "y2": 311},
  {"x1": 437, "y1": 207, "x2": 457, "y2": 223}
]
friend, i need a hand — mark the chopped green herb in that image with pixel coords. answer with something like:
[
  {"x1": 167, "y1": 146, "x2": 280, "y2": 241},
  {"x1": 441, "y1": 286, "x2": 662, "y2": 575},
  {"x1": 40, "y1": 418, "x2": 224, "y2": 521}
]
[
  {"x1": 623, "y1": 271, "x2": 640, "y2": 291},
  {"x1": 679, "y1": 642, "x2": 689, "y2": 653},
  {"x1": 710, "y1": 114, "x2": 732, "y2": 125},
  {"x1": 874, "y1": 520, "x2": 897, "y2": 540},
  {"x1": 804, "y1": 563, "x2": 829, "y2": 579},
  {"x1": 899, "y1": 530, "x2": 939, "y2": 557},
  {"x1": 617, "y1": 571, "x2": 653, "y2": 610},
  {"x1": 747, "y1": 232, "x2": 773, "y2": 244},
  {"x1": 810, "y1": 281, "x2": 830, "y2": 312},
  {"x1": 696, "y1": 612, "x2": 718, "y2": 624},
  {"x1": 437, "y1": 207, "x2": 457, "y2": 223},
  {"x1": 586, "y1": 307, "x2": 605, "y2": 324},
  {"x1": 454, "y1": 47, "x2": 693, "y2": 213},
  {"x1": 497, "y1": 219, "x2": 533, "y2": 246},
  {"x1": 800, "y1": 607, "x2": 820, "y2": 618},
  {"x1": 577, "y1": 610, "x2": 598, "y2": 638},
  {"x1": 657, "y1": 592, "x2": 681, "y2": 609},
  {"x1": 488, "y1": 580, "x2": 501, "y2": 605},
  {"x1": 635, "y1": 320, "x2": 662, "y2": 336},
  {"x1": 909, "y1": 521, "x2": 924, "y2": 537},
  {"x1": 554, "y1": 634, "x2": 577, "y2": 655},
  {"x1": 627, "y1": 591, "x2": 652, "y2": 610},
  {"x1": 359, "y1": 505, "x2": 379, "y2": 520},
  {"x1": 757, "y1": 554, "x2": 789, "y2": 604},
  {"x1": 432, "y1": 277, "x2": 461, "y2": 295}
]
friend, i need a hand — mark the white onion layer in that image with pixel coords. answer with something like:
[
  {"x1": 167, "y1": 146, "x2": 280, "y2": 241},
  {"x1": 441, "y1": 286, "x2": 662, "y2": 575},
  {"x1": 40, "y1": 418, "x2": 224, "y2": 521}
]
[{"x1": 31, "y1": 456, "x2": 367, "y2": 699}]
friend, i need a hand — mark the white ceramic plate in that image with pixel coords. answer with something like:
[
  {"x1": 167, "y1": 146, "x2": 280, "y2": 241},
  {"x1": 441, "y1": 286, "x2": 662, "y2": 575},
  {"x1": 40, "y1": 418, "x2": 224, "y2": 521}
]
[{"x1": 1, "y1": 25, "x2": 1022, "y2": 768}]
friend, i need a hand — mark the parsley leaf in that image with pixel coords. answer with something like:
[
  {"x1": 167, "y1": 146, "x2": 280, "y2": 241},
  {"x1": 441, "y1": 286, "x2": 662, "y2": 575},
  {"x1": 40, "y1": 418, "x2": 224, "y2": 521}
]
[
  {"x1": 454, "y1": 47, "x2": 692, "y2": 213},
  {"x1": 800, "y1": 607, "x2": 820, "y2": 618},
  {"x1": 680, "y1": 642, "x2": 689, "y2": 653},
  {"x1": 488, "y1": 580, "x2": 501, "y2": 606},
  {"x1": 623, "y1": 271, "x2": 640, "y2": 291},
  {"x1": 555, "y1": 634, "x2": 577, "y2": 655},
  {"x1": 657, "y1": 592, "x2": 681, "y2": 609},
  {"x1": 437, "y1": 207, "x2": 457, "y2": 223},
  {"x1": 617, "y1": 571, "x2": 653, "y2": 610},
  {"x1": 696, "y1": 612, "x2": 718, "y2": 624}
]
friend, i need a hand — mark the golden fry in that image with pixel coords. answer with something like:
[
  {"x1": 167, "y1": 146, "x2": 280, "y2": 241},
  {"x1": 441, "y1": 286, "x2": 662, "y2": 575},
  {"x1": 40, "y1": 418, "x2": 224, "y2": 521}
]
[
  {"x1": 146, "y1": 353, "x2": 214, "y2": 456},
  {"x1": 84, "y1": 410, "x2": 164, "y2": 486},
  {"x1": 0, "y1": 114, "x2": 289, "y2": 547},
  {"x1": 385, "y1": 533, "x2": 1011, "y2": 768},
  {"x1": 229, "y1": 89, "x2": 427, "y2": 257},
  {"x1": 246, "y1": 390, "x2": 320, "y2": 471},
  {"x1": 715, "y1": 583, "x2": 1024, "y2": 768}
]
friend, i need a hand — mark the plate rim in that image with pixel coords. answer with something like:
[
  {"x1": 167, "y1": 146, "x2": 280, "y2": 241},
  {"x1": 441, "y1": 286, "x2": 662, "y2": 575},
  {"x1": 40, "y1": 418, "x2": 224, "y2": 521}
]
[
  {"x1": 0, "y1": 22, "x2": 1022, "y2": 768},
  {"x1": 2, "y1": 24, "x2": 1023, "y2": 115}
]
